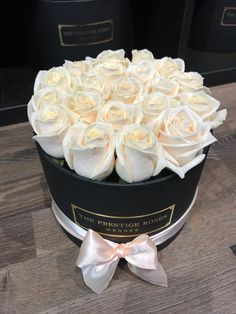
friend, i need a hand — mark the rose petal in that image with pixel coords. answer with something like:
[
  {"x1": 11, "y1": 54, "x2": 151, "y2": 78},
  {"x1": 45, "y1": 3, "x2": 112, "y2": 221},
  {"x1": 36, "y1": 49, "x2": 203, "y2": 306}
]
[
  {"x1": 27, "y1": 97, "x2": 35, "y2": 123},
  {"x1": 34, "y1": 70, "x2": 47, "y2": 92},
  {"x1": 63, "y1": 122, "x2": 115, "y2": 180},
  {"x1": 33, "y1": 132, "x2": 65, "y2": 158},
  {"x1": 166, "y1": 153, "x2": 206, "y2": 178},
  {"x1": 210, "y1": 109, "x2": 227, "y2": 129}
]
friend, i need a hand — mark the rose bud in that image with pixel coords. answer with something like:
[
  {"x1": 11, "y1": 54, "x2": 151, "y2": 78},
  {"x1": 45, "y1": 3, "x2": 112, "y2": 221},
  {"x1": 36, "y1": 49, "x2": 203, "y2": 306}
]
[
  {"x1": 31, "y1": 105, "x2": 76, "y2": 158},
  {"x1": 97, "y1": 100, "x2": 143, "y2": 131},
  {"x1": 116, "y1": 125, "x2": 166, "y2": 183},
  {"x1": 153, "y1": 106, "x2": 217, "y2": 178},
  {"x1": 63, "y1": 122, "x2": 115, "y2": 180}
]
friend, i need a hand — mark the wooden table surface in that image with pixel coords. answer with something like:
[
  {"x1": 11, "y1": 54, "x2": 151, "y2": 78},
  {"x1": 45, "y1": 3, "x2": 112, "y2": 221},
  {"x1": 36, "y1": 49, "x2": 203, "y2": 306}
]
[{"x1": 0, "y1": 83, "x2": 236, "y2": 314}]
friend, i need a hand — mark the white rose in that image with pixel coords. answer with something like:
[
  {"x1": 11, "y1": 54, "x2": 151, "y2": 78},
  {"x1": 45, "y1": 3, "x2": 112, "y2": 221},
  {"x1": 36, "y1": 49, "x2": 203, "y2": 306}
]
[
  {"x1": 65, "y1": 90, "x2": 102, "y2": 124},
  {"x1": 127, "y1": 61, "x2": 155, "y2": 83},
  {"x1": 63, "y1": 60, "x2": 92, "y2": 77},
  {"x1": 116, "y1": 125, "x2": 166, "y2": 183},
  {"x1": 175, "y1": 72, "x2": 206, "y2": 92},
  {"x1": 95, "y1": 49, "x2": 128, "y2": 66},
  {"x1": 94, "y1": 61, "x2": 126, "y2": 78},
  {"x1": 150, "y1": 77, "x2": 179, "y2": 97},
  {"x1": 93, "y1": 50, "x2": 128, "y2": 82},
  {"x1": 142, "y1": 92, "x2": 170, "y2": 124},
  {"x1": 154, "y1": 106, "x2": 216, "y2": 177},
  {"x1": 34, "y1": 67, "x2": 72, "y2": 92},
  {"x1": 180, "y1": 91, "x2": 227, "y2": 128},
  {"x1": 111, "y1": 76, "x2": 143, "y2": 104},
  {"x1": 31, "y1": 105, "x2": 75, "y2": 158},
  {"x1": 97, "y1": 100, "x2": 143, "y2": 131},
  {"x1": 169, "y1": 97, "x2": 181, "y2": 107},
  {"x1": 63, "y1": 122, "x2": 115, "y2": 180},
  {"x1": 27, "y1": 87, "x2": 65, "y2": 122},
  {"x1": 79, "y1": 72, "x2": 110, "y2": 99},
  {"x1": 155, "y1": 57, "x2": 185, "y2": 77},
  {"x1": 132, "y1": 49, "x2": 154, "y2": 64}
]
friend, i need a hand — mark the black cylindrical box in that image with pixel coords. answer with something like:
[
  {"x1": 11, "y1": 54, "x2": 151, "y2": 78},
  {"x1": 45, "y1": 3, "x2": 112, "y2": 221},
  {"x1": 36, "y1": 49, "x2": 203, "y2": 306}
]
[
  {"x1": 189, "y1": 0, "x2": 236, "y2": 52},
  {"x1": 33, "y1": 0, "x2": 131, "y2": 69},
  {"x1": 37, "y1": 143, "x2": 208, "y2": 243}
]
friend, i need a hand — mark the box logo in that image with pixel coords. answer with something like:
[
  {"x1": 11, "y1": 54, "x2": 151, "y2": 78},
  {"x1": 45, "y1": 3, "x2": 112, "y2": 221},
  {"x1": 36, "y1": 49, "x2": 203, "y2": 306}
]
[
  {"x1": 71, "y1": 204, "x2": 175, "y2": 238},
  {"x1": 58, "y1": 20, "x2": 113, "y2": 46},
  {"x1": 221, "y1": 7, "x2": 236, "y2": 26}
]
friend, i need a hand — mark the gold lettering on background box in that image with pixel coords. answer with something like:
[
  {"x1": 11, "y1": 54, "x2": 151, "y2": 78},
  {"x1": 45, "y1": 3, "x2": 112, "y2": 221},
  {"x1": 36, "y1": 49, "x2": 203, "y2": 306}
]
[
  {"x1": 58, "y1": 20, "x2": 113, "y2": 47},
  {"x1": 71, "y1": 203, "x2": 175, "y2": 238},
  {"x1": 221, "y1": 7, "x2": 236, "y2": 26}
]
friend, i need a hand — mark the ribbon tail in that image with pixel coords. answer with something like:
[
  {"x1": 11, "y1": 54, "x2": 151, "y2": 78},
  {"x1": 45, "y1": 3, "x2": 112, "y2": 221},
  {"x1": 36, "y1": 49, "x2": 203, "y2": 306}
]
[
  {"x1": 78, "y1": 259, "x2": 119, "y2": 294},
  {"x1": 128, "y1": 262, "x2": 168, "y2": 287}
]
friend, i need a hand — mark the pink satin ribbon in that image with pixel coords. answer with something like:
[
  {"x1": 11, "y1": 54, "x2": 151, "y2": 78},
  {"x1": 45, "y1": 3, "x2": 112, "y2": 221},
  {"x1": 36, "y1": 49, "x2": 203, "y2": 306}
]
[{"x1": 76, "y1": 229, "x2": 167, "y2": 294}]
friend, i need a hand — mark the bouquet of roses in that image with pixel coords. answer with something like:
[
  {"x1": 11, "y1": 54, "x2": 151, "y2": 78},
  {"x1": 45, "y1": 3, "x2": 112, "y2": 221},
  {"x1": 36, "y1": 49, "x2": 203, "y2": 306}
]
[{"x1": 28, "y1": 49, "x2": 227, "y2": 183}]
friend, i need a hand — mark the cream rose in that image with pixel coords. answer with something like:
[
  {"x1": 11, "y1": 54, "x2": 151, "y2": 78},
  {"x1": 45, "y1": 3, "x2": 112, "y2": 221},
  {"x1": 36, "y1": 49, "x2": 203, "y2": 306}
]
[
  {"x1": 169, "y1": 97, "x2": 181, "y2": 107},
  {"x1": 116, "y1": 125, "x2": 166, "y2": 182},
  {"x1": 127, "y1": 61, "x2": 155, "y2": 83},
  {"x1": 95, "y1": 49, "x2": 128, "y2": 66},
  {"x1": 93, "y1": 49, "x2": 128, "y2": 80},
  {"x1": 64, "y1": 60, "x2": 92, "y2": 77},
  {"x1": 132, "y1": 49, "x2": 154, "y2": 64},
  {"x1": 154, "y1": 106, "x2": 216, "y2": 177},
  {"x1": 31, "y1": 105, "x2": 75, "y2": 158},
  {"x1": 180, "y1": 91, "x2": 227, "y2": 128},
  {"x1": 79, "y1": 72, "x2": 110, "y2": 99},
  {"x1": 175, "y1": 72, "x2": 206, "y2": 92},
  {"x1": 27, "y1": 87, "x2": 65, "y2": 122},
  {"x1": 65, "y1": 90, "x2": 102, "y2": 124},
  {"x1": 111, "y1": 76, "x2": 143, "y2": 104},
  {"x1": 155, "y1": 57, "x2": 184, "y2": 77},
  {"x1": 142, "y1": 92, "x2": 170, "y2": 124},
  {"x1": 150, "y1": 77, "x2": 179, "y2": 97},
  {"x1": 34, "y1": 67, "x2": 72, "y2": 92},
  {"x1": 63, "y1": 122, "x2": 115, "y2": 180},
  {"x1": 94, "y1": 61, "x2": 126, "y2": 78},
  {"x1": 97, "y1": 100, "x2": 143, "y2": 131}
]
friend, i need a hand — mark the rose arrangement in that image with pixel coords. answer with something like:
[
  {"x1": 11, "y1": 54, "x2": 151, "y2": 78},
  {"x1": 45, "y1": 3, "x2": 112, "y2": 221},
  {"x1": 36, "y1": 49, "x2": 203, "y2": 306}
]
[{"x1": 28, "y1": 49, "x2": 227, "y2": 183}]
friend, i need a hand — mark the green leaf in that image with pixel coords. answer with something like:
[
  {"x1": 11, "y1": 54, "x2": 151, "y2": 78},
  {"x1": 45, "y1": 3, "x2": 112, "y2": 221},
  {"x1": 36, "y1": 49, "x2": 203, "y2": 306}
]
[
  {"x1": 118, "y1": 178, "x2": 129, "y2": 184},
  {"x1": 51, "y1": 157, "x2": 65, "y2": 167}
]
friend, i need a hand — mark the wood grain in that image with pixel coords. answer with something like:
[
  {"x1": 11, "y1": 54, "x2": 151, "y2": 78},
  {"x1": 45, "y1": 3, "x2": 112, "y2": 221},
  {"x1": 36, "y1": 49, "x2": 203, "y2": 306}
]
[{"x1": 0, "y1": 83, "x2": 236, "y2": 314}]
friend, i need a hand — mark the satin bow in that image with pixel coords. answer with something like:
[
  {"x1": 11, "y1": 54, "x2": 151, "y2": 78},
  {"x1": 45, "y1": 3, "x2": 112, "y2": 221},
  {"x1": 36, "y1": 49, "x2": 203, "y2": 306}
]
[{"x1": 76, "y1": 229, "x2": 167, "y2": 294}]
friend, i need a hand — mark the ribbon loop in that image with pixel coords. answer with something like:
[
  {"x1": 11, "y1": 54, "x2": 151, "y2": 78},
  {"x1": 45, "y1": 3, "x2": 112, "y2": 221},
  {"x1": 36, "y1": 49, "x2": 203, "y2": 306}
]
[{"x1": 76, "y1": 229, "x2": 167, "y2": 294}]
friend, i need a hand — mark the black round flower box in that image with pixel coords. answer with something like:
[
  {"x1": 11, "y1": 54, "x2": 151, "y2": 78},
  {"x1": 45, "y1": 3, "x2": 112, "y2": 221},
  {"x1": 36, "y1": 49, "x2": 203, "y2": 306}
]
[{"x1": 37, "y1": 143, "x2": 208, "y2": 245}]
